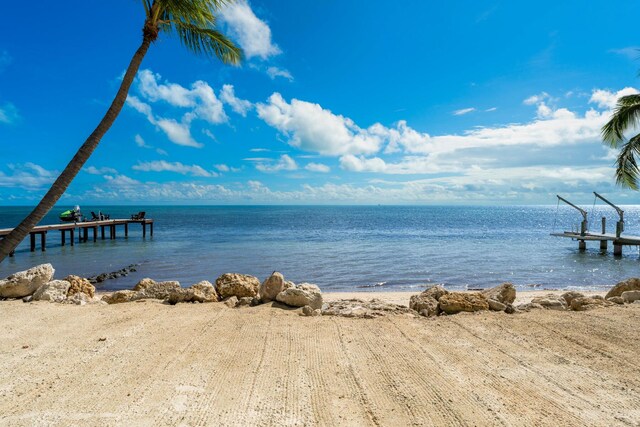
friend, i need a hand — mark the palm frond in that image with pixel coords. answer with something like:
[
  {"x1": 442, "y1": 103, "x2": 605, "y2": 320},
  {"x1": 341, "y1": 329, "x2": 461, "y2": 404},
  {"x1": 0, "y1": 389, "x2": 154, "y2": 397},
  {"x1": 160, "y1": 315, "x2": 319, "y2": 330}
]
[
  {"x1": 168, "y1": 21, "x2": 243, "y2": 64},
  {"x1": 602, "y1": 94, "x2": 640, "y2": 147},
  {"x1": 614, "y1": 133, "x2": 640, "y2": 190}
]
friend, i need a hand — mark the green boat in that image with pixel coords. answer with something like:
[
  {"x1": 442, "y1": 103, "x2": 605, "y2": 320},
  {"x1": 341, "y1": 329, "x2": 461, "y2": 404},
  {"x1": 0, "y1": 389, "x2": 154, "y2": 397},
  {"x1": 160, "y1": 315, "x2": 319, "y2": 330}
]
[{"x1": 59, "y1": 206, "x2": 82, "y2": 222}]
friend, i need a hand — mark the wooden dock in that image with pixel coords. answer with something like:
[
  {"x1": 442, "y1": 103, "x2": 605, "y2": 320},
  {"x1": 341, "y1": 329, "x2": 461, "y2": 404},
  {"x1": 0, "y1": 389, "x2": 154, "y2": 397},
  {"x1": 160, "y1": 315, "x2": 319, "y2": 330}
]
[{"x1": 0, "y1": 218, "x2": 154, "y2": 257}]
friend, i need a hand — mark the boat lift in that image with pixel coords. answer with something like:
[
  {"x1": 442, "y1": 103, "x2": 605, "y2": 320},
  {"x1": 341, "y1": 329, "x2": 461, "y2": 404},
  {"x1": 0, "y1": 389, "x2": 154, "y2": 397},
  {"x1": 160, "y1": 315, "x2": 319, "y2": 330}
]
[
  {"x1": 556, "y1": 195, "x2": 588, "y2": 237},
  {"x1": 593, "y1": 192, "x2": 624, "y2": 238}
]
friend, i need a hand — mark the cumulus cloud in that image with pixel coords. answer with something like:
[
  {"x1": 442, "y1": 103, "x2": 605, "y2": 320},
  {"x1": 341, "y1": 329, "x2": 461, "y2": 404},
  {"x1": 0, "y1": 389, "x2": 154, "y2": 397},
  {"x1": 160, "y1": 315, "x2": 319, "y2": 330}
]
[
  {"x1": 610, "y1": 46, "x2": 640, "y2": 60},
  {"x1": 523, "y1": 92, "x2": 550, "y2": 105},
  {"x1": 305, "y1": 162, "x2": 330, "y2": 173},
  {"x1": 256, "y1": 93, "x2": 384, "y2": 156},
  {"x1": 127, "y1": 70, "x2": 251, "y2": 148},
  {"x1": 220, "y1": 84, "x2": 252, "y2": 116},
  {"x1": 266, "y1": 66, "x2": 293, "y2": 81},
  {"x1": 254, "y1": 154, "x2": 298, "y2": 172},
  {"x1": 219, "y1": 0, "x2": 281, "y2": 59},
  {"x1": 132, "y1": 160, "x2": 217, "y2": 177},
  {"x1": 589, "y1": 87, "x2": 639, "y2": 109}
]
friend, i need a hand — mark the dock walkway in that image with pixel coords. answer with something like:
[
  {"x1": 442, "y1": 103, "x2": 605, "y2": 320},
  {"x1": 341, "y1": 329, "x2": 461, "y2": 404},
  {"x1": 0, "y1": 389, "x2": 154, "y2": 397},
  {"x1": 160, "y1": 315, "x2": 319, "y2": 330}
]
[
  {"x1": 0, "y1": 218, "x2": 153, "y2": 256},
  {"x1": 551, "y1": 230, "x2": 640, "y2": 255}
]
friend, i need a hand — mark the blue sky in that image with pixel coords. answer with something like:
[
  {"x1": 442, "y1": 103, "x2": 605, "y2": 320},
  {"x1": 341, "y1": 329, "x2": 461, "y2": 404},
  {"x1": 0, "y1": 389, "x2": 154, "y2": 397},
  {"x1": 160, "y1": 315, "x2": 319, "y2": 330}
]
[{"x1": 1, "y1": 0, "x2": 640, "y2": 205}]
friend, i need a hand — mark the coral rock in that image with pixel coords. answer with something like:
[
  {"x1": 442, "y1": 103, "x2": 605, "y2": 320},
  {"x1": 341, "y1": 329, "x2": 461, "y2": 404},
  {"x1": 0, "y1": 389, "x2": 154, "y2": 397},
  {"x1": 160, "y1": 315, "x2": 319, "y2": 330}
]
[
  {"x1": 570, "y1": 296, "x2": 610, "y2": 311},
  {"x1": 605, "y1": 278, "x2": 640, "y2": 299},
  {"x1": 276, "y1": 283, "x2": 323, "y2": 310},
  {"x1": 481, "y1": 282, "x2": 516, "y2": 304},
  {"x1": 215, "y1": 273, "x2": 260, "y2": 299},
  {"x1": 33, "y1": 280, "x2": 71, "y2": 302},
  {"x1": 65, "y1": 275, "x2": 95, "y2": 298},
  {"x1": 531, "y1": 294, "x2": 567, "y2": 310},
  {"x1": 259, "y1": 272, "x2": 285, "y2": 303},
  {"x1": 488, "y1": 299, "x2": 507, "y2": 312},
  {"x1": 0, "y1": 264, "x2": 55, "y2": 298},
  {"x1": 438, "y1": 292, "x2": 489, "y2": 315},
  {"x1": 621, "y1": 290, "x2": 640, "y2": 303},
  {"x1": 409, "y1": 294, "x2": 439, "y2": 317}
]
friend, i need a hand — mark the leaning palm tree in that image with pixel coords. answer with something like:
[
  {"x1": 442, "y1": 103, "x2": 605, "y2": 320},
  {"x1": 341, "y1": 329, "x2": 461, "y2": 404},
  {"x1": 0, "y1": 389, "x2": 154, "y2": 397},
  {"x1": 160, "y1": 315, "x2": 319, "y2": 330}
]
[
  {"x1": 602, "y1": 94, "x2": 640, "y2": 189},
  {"x1": 0, "y1": 0, "x2": 242, "y2": 262}
]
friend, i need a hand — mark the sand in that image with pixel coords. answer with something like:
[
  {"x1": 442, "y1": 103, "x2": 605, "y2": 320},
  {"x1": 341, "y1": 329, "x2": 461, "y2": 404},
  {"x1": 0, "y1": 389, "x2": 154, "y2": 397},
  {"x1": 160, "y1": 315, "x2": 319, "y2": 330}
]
[{"x1": 1, "y1": 292, "x2": 639, "y2": 426}]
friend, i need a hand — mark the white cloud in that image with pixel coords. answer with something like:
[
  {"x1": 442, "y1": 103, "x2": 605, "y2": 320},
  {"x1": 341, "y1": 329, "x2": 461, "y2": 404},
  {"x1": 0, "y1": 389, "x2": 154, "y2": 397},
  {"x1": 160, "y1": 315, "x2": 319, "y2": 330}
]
[
  {"x1": 453, "y1": 107, "x2": 475, "y2": 116},
  {"x1": 219, "y1": 0, "x2": 281, "y2": 60},
  {"x1": 0, "y1": 102, "x2": 19, "y2": 124},
  {"x1": 135, "y1": 134, "x2": 150, "y2": 148},
  {"x1": 589, "y1": 87, "x2": 639, "y2": 109},
  {"x1": 132, "y1": 160, "x2": 217, "y2": 177},
  {"x1": 485, "y1": 107, "x2": 497, "y2": 112},
  {"x1": 215, "y1": 164, "x2": 230, "y2": 172},
  {"x1": 0, "y1": 163, "x2": 55, "y2": 190},
  {"x1": 84, "y1": 166, "x2": 117, "y2": 175},
  {"x1": 254, "y1": 154, "x2": 298, "y2": 172},
  {"x1": 523, "y1": 92, "x2": 550, "y2": 105},
  {"x1": 305, "y1": 162, "x2": 330, "y2": 173},
  {"x1": 266, "y1": 66, "x2": 293, "y2": 81},
  {"x1": 220, "y1": 84, "x2": 252, "y2": 116},
  {"x1": 256, "y1": 93, "x2": 384, "y2": 156},
  {"x1": 155, "y1": 118, "x2": 202, "y2": 148},
  {"x1": 610, "y1": 46, "x2": 640, "y2": 60}
]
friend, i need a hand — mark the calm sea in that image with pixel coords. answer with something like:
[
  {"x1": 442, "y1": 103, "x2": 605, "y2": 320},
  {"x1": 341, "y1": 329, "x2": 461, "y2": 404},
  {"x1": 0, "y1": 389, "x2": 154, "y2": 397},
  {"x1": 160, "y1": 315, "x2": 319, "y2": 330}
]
[{"x1": 1, "y1": 205, "x2": 639, "y2": 292}]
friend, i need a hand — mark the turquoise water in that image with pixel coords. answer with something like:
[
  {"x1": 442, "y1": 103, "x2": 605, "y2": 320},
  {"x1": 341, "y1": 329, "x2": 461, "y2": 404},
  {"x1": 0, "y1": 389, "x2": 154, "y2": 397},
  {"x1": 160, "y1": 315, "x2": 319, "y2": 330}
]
[{"x1": 1, "y1": 205, "x2": 639, "y2": 292}]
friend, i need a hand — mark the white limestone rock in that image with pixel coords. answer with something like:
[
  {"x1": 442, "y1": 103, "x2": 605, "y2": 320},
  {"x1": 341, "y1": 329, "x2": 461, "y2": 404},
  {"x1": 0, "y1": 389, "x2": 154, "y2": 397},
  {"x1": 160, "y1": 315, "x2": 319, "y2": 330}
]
[{"x1": 0, "y1": 264, "x2": 55, "y2": 298}]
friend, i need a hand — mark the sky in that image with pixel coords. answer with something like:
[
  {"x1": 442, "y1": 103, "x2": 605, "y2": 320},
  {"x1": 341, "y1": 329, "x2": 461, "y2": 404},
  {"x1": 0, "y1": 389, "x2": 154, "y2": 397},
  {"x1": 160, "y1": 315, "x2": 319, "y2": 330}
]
[{"x1": 1, "y1": 0, "x2": 640, "y2": 205}]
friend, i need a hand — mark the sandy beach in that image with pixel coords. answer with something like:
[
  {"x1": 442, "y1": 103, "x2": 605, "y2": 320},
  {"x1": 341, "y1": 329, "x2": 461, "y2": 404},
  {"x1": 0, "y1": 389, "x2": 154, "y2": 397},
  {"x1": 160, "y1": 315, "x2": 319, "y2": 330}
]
[{"x1": 1, "y1": 290, "x2": 639, "y2": 426}]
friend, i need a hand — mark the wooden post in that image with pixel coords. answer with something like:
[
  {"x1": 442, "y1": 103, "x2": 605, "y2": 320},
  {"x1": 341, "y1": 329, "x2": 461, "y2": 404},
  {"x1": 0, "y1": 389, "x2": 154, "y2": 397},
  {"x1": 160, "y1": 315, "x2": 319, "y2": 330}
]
[
  {"x1": 142, "y1": 222, "x2": 146, "y2": 238},
  {"x1": 61, "y1": 230, "x2": 66, "y2": 246},
  {"x1": 150, "y1": 222, "x2": 154, "y2": 237},
  {"x1": 110, "y1": 225, "x2": 116, "y2": 239},
  {"x1": 93, "y1": 226, "x2": 97, "y2": 242},
  {"x1": 70, "y1": 229, "x2": 75, "y2": 246},
  {"x1": 124, "y1": 223, "x2": 129, "y2": 237},
  {"x1": 578, "y1": 240, "x2": 586, "y2": 251},
  {"x1": 101, "y1": 225, "x2": 105, "y2": 240},
  {"x1": 41, "y1": 232, "x2": 46, "y2": 252},
  {"x1": 601, "y1": 217, "x2": 606, "y2": 234},
  {"x1": 600, "y1": 240, "x2": 607, "y2": 250},
  {"x1": 614, "y1": 244, "x2": 623, "y2": 256},
  {"x1": 30, "y1": 233, "x2": 36, "y2": 252},
  {"x1": 83, "y1": 227, "x2": 88, "y2": 242}
]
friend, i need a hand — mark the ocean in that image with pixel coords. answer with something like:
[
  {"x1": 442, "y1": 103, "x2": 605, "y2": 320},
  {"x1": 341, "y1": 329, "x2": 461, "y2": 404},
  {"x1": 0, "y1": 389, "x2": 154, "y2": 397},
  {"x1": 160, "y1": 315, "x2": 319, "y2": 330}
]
[{"x1": 1, "y1": 205, "x2": 639, "y2": 292}]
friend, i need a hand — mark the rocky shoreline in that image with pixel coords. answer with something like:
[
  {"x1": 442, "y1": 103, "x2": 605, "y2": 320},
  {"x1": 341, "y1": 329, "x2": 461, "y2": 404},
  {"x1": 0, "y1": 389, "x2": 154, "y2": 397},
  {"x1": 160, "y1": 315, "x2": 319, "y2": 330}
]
[{"x1": 1, "y1": 263, "x2": 640, "y2": 317}]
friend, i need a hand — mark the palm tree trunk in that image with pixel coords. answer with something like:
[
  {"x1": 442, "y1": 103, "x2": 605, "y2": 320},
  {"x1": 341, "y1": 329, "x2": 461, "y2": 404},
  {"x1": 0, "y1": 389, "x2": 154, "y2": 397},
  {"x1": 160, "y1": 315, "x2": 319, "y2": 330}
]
[{"x1": 0, "y1": 36, "x2": 153, "y2": 263}]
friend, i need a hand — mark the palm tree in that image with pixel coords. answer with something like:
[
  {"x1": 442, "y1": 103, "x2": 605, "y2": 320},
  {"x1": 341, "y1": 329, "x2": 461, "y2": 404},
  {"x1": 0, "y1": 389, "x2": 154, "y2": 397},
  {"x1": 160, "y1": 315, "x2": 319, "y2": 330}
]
[
  {"x1": 602, "y1": 94, "x2": 640, "y2": 189},
  {"x1": 0, "y1": 0, "x2": 242, "y2": 262}
]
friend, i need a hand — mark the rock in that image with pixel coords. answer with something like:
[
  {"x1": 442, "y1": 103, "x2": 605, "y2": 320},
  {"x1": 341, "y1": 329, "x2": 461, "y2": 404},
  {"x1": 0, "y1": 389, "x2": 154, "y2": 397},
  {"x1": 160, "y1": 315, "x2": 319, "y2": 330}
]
[
  {"x1": 166, "y1": 281, "x2": 218, "y2": 305},
  {"x1": 283, "y1": 281, "x2": 295, "y2": 290},
  {"x1": 488, "y1": 299, "x2": 507, "y2": 311},
  {"x1": 65, "y1": 275, "x2": 95, "y2": 298},
  {"x1": 259, "y1": 272, "x2": 285, "y2": 302},
  {"x1": 438, "y1": 292, "x2": 489, "y2": 315},
  {"x1": 621, "y1": 290, "x2": 640, "y2": 303},
  {"x1": 481, "y1": 282, "x2": 516, "y2": 304},
  {"x1": 87, "y1": 264, "x2": 138, "y2": 284},
  {"x1": 516, "y1": 302, "x2": 543, "y2": 311},
  {"x1": 605, "y1": 278, "x2": 640, "y2": 299},
  {"x1": 531, "y1": 294, "x2": 567, "y2": 310},
  {"x1": 322, "y1": 298, "x2": 414, "y2": 318},
  {"x1": 409, "y1": 293, "x2": 439, "y2": 317},
  {"x1": 33, "y1": 280, "x2": 71, "y2": 302},
  {"x1": 421, "y1": 285, "x2": 449, "y2": 301},
  {"x1": 133, "y1": 278, "x2": 156, "y2": 291},
  {"x1": 561, "y1": 291, "x2": 584, "y2": 306},
  {"x1": 22, "y1": 295, "x2": 33, "y2": 303},
  {"x1": 505, "y1": 303, "x2": 516, "y2": 314},
  {"x1": 607, "y1": 296, "x2": 625, "y2": 305},
  {"x1": 276, "y1": 283, "x2": 323, "y2": 310},
  {"x1": 236, "y1": 297, "x2": 254, "y2": 307},
  {"x1": 215, "y1": 273, "x2": 260, "y2": 299},
  {"x1": 223, "y1": 296, "x2": 239, "y2": 308},
  {"x1": 570, "y1": 296, "x2": 610, "y2": 311},
  {"x1": 138, "y1": 280, "x2": 181, "y2": 300},
  {"x1": 302, "y1": 305, "x2": 322, "y2": 317},
  {"x1": 66, "y1": 292, "x2": 89, "y2": 305},
  {"x1": 102, "y1": 290, "x2": 138, "y2": 304},
  {"x1": 0, "y1": 264, "x2": 55, "y2": 298}
]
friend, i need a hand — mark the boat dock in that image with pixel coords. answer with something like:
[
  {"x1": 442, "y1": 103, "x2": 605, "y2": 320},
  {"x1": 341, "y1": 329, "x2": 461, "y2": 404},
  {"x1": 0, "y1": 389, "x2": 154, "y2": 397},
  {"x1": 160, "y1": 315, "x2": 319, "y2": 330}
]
[
  {"x1": 551, "y1": 192, "x2": 637, "y2": 255},
  {"x1": 0, "y1": 218, "x2": 154, "y2": 257}
]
